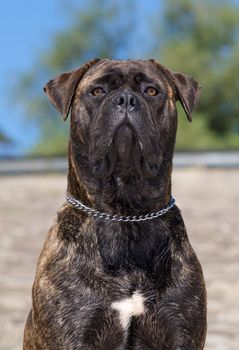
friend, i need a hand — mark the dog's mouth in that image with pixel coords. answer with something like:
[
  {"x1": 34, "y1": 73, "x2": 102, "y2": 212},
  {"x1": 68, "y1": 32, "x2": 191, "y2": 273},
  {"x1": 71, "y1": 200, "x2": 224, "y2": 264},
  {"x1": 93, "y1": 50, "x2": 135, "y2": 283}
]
[{"x1": 90, "y1": 123, "x2": 161, "y2": 179}]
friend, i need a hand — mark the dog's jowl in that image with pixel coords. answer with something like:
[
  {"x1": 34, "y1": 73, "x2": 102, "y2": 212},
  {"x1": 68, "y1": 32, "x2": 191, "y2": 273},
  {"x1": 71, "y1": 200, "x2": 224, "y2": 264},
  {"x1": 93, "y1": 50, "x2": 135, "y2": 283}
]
[{"x1": 23, "y1": 59, "x2": 207, "y2": 350}]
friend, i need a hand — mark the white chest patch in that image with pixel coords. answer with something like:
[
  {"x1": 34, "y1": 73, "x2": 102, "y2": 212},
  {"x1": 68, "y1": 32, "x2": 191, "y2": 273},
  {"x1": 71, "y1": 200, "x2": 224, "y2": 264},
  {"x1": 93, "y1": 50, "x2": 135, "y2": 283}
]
[{"x1": 111, "y1": 290, "x2": 145, "y2": 328}]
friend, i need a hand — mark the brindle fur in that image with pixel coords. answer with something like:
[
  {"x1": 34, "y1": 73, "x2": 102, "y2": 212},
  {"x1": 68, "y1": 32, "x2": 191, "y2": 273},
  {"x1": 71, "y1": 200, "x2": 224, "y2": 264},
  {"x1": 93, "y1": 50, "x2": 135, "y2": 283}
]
[{"x1": 23, "y1": 59, "x2": 206, "y2": 349}]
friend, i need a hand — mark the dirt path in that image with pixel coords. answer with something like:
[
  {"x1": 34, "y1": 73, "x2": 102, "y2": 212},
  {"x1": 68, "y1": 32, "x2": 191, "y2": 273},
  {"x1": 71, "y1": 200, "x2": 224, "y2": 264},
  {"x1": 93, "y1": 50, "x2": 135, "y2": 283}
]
[{"x1": 0, "y1": 169, "x2": 238, "y2": 349}]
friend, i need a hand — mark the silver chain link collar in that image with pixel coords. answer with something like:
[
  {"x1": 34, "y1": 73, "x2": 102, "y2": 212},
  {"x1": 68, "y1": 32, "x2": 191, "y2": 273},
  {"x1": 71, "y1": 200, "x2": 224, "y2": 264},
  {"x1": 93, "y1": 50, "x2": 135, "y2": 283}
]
[{"x1": 66, "y1": 193, "x2": 176, "y2": 222}]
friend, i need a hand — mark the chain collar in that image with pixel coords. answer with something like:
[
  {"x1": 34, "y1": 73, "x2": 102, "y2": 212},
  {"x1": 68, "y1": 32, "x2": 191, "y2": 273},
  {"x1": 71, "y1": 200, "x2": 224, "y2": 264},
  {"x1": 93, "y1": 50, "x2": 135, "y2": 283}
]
[{"x1": 66, "y1": 193, "x2": 176, "y2": 222}]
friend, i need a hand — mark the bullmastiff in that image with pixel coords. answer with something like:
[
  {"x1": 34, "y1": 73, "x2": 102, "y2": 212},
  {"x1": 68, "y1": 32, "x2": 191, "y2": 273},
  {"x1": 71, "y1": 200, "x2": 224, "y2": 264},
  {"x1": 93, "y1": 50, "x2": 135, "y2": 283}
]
[{"x1": 23, "y1": 59, "x2": 207, "y2": 349}]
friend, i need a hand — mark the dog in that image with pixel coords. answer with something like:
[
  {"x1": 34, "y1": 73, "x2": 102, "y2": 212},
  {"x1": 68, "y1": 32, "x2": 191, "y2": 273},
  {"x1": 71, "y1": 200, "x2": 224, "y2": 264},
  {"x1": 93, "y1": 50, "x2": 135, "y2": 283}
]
[{"x1": 23, "y1": 59, "x2": 207, "y2": 349}]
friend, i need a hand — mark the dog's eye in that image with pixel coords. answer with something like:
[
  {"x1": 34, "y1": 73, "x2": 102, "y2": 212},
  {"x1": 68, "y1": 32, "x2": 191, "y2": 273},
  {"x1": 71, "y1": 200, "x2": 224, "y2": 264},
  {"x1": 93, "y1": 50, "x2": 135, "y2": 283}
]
[
  {"x1": 91, "y1": 87, "x2": 105, "y2": 96},
  {"x1": 145, "y1": 87, "x2": 158, "y2": 96}
]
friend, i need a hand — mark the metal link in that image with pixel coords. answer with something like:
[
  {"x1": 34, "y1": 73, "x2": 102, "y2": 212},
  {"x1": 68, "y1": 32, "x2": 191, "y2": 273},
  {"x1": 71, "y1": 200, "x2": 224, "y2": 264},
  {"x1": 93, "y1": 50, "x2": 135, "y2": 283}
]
[{"x1": 66, "y1": 193, "x2": 176, "y2": 222}]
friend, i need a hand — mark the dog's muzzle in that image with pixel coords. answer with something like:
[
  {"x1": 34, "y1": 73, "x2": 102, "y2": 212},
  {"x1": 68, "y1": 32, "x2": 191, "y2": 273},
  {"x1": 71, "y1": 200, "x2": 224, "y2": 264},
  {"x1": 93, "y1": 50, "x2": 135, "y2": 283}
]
[{"x1": 89, "y1": 91, "x2": 161, "y2": 178}]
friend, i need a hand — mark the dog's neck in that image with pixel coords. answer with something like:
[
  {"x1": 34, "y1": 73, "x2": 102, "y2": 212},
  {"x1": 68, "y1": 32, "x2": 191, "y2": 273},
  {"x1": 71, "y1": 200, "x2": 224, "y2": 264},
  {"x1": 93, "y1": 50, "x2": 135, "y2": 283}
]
[{"x1": 67, "y1": 151, "x2": 173, "y2": 216}]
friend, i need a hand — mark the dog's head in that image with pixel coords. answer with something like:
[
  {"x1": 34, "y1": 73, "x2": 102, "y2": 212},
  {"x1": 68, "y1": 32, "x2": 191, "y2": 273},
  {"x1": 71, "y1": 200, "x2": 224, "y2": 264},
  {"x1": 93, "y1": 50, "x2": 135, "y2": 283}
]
[{"x1": 44, "y1": 59, "x2": 200, "y2": 209}]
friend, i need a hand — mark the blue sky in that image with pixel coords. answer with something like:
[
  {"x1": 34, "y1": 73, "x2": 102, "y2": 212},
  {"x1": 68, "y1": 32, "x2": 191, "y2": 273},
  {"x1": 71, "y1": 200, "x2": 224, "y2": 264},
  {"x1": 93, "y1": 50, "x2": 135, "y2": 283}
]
[
  {"x1": 0, "y1": 0, "x2": 160, "y2": 156},
  {"x1": 0, "y1": 1, "x2": 67, "y2": 155}
]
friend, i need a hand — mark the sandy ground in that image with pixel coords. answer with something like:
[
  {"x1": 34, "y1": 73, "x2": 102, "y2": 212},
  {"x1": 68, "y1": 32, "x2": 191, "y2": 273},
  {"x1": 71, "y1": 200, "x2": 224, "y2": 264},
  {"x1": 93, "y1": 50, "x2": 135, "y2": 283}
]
[{"x1": 0, "y1": 168, "x2": 238, "y2": 350}]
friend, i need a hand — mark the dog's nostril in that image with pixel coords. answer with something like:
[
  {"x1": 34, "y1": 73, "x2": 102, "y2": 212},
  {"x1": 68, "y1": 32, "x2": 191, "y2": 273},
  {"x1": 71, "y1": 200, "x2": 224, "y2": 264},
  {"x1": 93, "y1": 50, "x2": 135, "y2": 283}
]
[
  {"x1": 118, "y1": 96, "x2": 125, "y2": 106},
  {"x1": 129, "y1": 96, "x2": 136, "y2": 107}
]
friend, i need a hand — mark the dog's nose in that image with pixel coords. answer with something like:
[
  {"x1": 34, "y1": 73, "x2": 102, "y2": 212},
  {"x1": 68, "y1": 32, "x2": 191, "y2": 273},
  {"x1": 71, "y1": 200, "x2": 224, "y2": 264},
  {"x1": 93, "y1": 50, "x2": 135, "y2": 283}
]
[{"x1": 113, "y1": 92, "x2": 139, "y2": 110}]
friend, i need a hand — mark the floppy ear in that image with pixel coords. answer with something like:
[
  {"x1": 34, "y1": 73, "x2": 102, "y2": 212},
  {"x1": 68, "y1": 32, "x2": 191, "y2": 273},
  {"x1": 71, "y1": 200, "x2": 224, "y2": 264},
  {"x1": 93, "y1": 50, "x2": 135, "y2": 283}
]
[
  {"x1": 43, "y1": 58, "x2": 101, "y2": 121},
  {"x1": 149, "y1": 59, "x2": 201, "y2": 122}
]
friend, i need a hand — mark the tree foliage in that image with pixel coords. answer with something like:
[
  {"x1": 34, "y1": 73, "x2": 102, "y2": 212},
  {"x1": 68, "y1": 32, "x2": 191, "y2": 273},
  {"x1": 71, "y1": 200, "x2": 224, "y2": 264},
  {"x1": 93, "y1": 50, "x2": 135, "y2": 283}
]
[{"x1": 154, "y1": 0, "x2": 239, "y2": 139}]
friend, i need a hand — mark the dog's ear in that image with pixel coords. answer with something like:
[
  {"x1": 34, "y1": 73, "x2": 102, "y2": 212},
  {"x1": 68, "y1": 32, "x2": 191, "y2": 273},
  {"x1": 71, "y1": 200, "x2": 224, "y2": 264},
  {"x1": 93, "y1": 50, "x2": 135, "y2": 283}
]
[
  {"x1": 149, "y1": 59, "x2": 201, "y2": 122},
  {"x1": 43, "y1": 58, "x2": 102, "y2": 121}
]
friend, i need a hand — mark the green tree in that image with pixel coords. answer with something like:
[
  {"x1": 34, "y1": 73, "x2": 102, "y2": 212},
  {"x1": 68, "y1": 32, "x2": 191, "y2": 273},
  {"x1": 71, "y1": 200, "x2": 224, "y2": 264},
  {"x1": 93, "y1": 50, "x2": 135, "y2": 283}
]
[
  {"x1": 153, "y1": 0, "x2": 239, "y2": 150},
  {"x1": 17, "y1": 0, "x2": 135, "y2": 156}
]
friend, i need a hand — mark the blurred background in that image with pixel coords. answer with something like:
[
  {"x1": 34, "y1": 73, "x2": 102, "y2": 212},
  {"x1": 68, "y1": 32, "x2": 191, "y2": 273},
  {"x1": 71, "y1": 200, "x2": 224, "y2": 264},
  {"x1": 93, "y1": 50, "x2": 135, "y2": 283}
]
[{"x1": 0, "y1": 0, "x2": 239, "y2": 349}]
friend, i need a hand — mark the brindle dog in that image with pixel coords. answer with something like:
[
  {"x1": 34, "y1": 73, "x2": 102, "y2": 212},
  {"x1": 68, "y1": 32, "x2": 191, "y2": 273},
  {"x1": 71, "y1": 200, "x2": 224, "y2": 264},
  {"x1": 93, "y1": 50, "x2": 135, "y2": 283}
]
[{"x1": 23, "y1": 59, "x2": 207, "y2": 349}]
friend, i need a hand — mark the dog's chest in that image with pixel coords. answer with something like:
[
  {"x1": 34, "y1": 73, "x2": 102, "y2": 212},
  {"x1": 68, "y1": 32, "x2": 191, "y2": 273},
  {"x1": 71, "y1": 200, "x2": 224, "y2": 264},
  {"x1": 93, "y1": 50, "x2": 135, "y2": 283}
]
[{"x1": 96, "y1": 221, "x2": 172, "y2": 276}]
